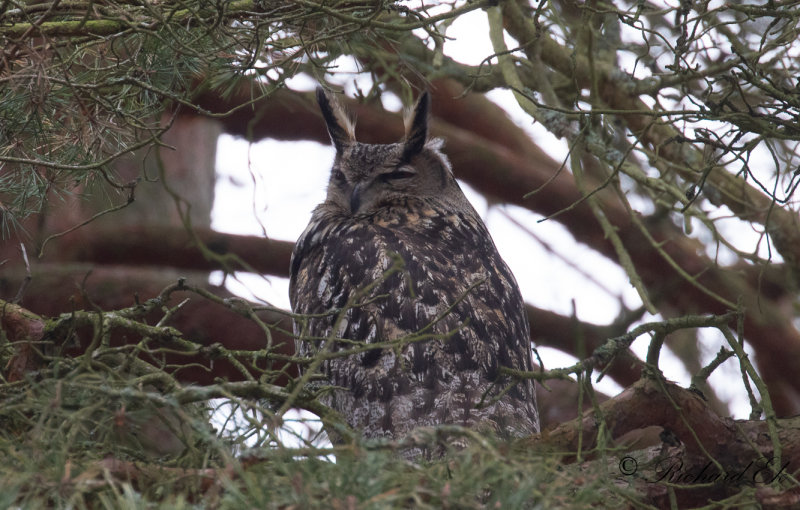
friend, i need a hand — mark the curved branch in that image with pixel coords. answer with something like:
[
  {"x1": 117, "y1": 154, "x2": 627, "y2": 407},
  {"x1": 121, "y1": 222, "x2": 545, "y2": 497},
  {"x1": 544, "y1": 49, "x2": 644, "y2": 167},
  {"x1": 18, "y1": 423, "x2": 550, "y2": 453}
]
[
  {"x1": 39, "y1": 224, "x2": 295, "y2": 276},
  {"x1": 0, "y1": 300, "x2": 46, "y2": 382},
  {"x1": 533, "y1": 377, "x2": 800, "y2": 508}
]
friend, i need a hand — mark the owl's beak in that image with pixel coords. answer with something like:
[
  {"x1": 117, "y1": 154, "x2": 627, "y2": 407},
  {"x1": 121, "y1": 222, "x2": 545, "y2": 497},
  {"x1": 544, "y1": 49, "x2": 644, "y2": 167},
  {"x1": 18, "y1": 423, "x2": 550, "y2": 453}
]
[{"x1": 350, "y1": 182, "x2": 365, "y2": 214}]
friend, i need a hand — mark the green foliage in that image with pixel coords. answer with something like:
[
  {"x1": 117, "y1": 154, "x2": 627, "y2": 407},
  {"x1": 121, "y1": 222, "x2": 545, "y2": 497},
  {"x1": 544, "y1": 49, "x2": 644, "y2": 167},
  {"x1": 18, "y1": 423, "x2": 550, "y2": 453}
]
[
  {"x1": 0, "y1": 19, "x2": 223, "y2": 227},
  {"x1": 226, "y1": 440, "x2": 612, "y2": 510},
  {"x1": 0, "y1": 284, "x2": 631, "y2": 509},
  {"x1": 1, "y1": 288, "x2": 775, "y2": 508},
  {"x1": 0, "y1": 0, "x2": 486, "y2": 231},
  {"x1": 0, "y1": 371, "x2": 627, "y2": 510}
]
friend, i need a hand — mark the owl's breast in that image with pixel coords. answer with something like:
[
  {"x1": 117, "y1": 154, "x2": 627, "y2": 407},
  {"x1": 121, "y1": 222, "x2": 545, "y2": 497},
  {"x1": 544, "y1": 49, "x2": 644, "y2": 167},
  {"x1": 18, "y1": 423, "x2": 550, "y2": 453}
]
[{"x1": 372, "y1": 201, "x2": 439, "y2": 228}]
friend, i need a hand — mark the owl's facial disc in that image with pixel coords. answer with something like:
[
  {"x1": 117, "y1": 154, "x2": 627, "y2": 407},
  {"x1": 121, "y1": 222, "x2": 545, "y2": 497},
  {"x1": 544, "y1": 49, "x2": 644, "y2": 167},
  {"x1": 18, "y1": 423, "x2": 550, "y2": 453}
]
[{"x1": 347, "y1": 161, "x2": 421, "y2": 214}]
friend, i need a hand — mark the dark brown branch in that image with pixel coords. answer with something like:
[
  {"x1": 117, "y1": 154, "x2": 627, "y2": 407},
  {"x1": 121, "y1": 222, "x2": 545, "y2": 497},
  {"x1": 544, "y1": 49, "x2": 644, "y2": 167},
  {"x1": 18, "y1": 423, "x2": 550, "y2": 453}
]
[
  {"x1": 527, "y1": 305, "x2": 643, "y2": 386},
  {"x1": 1, "y1": 250, "x2": 642, "y2": 391},
  {"x1": 0, "y1": 267, "x2": 298, "y2": 386},
  {"x1": 39, "y1": 224, "x2": 294, "y2": 276},
  {"x1": 533, "y1": 377, "x2": 800, "y2": 508},
  {"x1": 1, "y1": 300, "x2": 46, "y2": 382},
  {"x1": 93, "y1": 457, "x2": 228, "y2": 497}
]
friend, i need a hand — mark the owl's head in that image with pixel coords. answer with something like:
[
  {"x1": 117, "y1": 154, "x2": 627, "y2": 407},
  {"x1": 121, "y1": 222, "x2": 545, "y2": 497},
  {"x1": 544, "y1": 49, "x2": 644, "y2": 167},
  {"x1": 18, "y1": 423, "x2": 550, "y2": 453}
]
[{"x1": 316, "y1": 87, "x2": 466, "y2": 216}]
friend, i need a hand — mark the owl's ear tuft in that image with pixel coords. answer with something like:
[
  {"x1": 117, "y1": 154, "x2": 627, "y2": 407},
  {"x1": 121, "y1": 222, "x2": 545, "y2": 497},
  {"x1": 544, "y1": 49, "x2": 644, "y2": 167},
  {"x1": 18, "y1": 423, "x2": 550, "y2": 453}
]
[
  {"x1": 402, "y1": 91, "x2": 430, "y2": 161},
  {"x1": 316, "y1": 87, "x2": 356, "y2": 153}
]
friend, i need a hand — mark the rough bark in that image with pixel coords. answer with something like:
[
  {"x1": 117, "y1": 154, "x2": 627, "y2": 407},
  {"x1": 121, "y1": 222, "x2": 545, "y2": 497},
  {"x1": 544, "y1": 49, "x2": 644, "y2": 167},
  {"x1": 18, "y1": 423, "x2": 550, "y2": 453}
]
[{"x1": 534, "y1": 377, "x2": 800, "y2": 508}]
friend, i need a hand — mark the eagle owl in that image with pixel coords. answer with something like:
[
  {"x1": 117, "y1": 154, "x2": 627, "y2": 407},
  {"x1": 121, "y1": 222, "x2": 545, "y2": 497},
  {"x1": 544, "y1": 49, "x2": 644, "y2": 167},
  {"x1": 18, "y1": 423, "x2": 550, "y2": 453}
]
[{"x1": 289, "y1": 88, "x2": 539, "y2": 452}]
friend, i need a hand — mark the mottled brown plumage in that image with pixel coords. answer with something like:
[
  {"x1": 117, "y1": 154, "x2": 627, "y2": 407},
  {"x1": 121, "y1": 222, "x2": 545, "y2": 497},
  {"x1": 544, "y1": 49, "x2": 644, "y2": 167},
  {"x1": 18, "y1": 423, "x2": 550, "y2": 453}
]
[{"x1": 289, "y1": 88, "x2": 539, "y2": 455}]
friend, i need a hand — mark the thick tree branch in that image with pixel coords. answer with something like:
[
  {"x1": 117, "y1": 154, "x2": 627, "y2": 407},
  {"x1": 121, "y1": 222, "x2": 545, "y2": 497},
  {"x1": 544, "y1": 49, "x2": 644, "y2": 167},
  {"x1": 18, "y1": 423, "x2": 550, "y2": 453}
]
[
  {"x1": 0, "y1": 267, "x2": 298, "y2": 386},
  {"x1": 534, "y1": 377, "x2": 800, "y2": 508},
  {"x1": 42, "y1": 224, "x2": 295, "y2": 276},
  {"x1": 501, "y1": 0, "x2": 800, "y2": 285},
  {"x1": 1, "y1": 256, "x2": 641, "y2": 393},
  {"x1": 0, "y1": 300, "x2": 45, "y2": 382}
]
